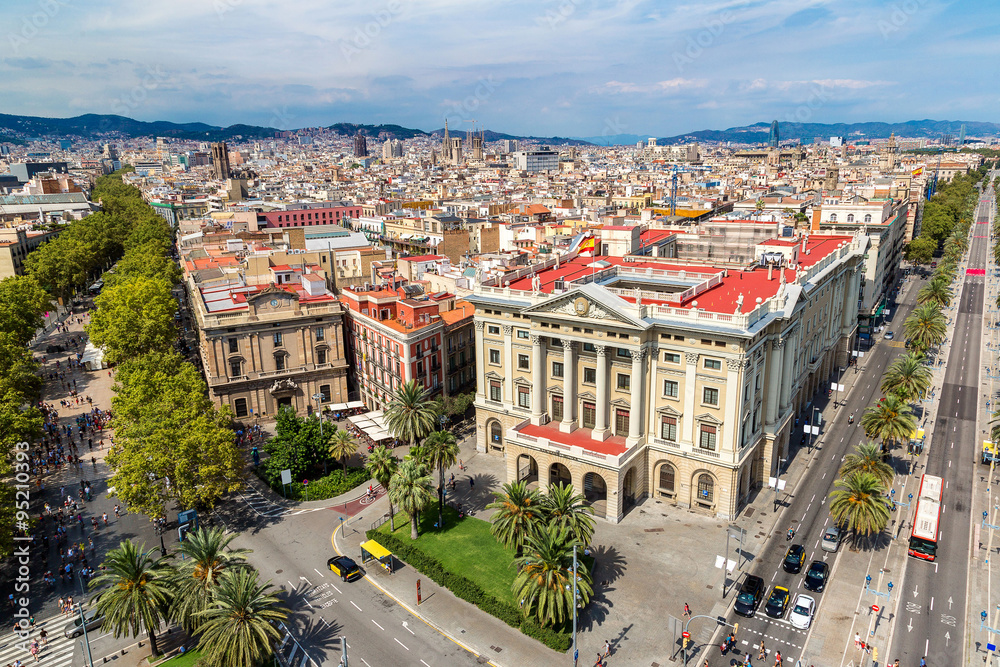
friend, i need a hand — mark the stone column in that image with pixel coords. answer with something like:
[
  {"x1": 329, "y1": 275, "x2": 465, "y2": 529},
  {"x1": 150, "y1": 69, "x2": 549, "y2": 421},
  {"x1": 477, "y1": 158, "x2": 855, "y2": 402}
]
[
  {"x1": 503, "y1": 325, "x2": 514, "y2": 405},
  {"x1": 627, "y1": 348, "x2": 646, "y2": 444},
  {"x1": 646, "y1": 345, "x2": 660, "y2": 441},
  {"x1": 560, "y1": 340, "x2": 577, "y2": 433},
  {"x1": 531, "y1": 335, "x2": 546, "y2": 425},
  {"x1": 683, "y1": 352, "x2": 699, "y2": 442},
  {"x1": 779, "y1": 329, "x2": 796, "y2": 412},
  {"x1": 765, "y1": 338, "x2": 783, "y2": 426},
  {"x1": 474, "y1": 321, "x2": 485, "y2": 400},
  {"x1": 593, "y1": 345, "x2": 610, "y2": 440},
  {"x1": 725, "y1": 357, "x2": 746, "y2": 451}
]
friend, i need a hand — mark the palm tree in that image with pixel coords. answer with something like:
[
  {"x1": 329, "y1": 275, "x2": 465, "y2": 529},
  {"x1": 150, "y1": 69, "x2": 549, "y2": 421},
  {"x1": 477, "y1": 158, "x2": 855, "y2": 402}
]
[
  {"x1": 917, "y1": 279, "x2": 951, "y2": 307},
  {"x1": 512, "y1": 525, "x2": 593, "y2": 628},
  {"x1": 385, "y1": 380, "x2": 437, "y2": 452},
  {"x1": 542, "y1": 483, "x2": 595, "y2": 546},
  {"x1": 328, "y1": 429, "x2": 358, "y2": 472},
  {"x1": 171, "y1": 527, "x2": 251, "y2": 633},
  {"x1": 193, "y1": 568, "x2": 288, "y2": 667},
  {"x1": 89, "y1": 540, "x2": 174, "y2": 657},
  {"x1": 423, "y1": 430, "x2": 460, "y2": 530},
  {"x1": 881, "y1": 352, "x2": 932, "y2": 402},
  {"x1": 487, "y1": 481, "x2": 546, "y2": 556},
  {"x1": 903, "y1": 302, "x2": 946, "y2": 354},
  {"x1": 839, "y1": 442, "x2": 896, "y2": 488},
  {"x1": 860, "y1": 394, "x2": 917, "y2": 454},
  {"x1": 828, "y1": 472, "x2": 891, "y2": 546},
  {"x1": 388, "y1": 458, "x2": 435, "y2": 540},
  {"x1": 366, "y1": 445, "x2": 399, "y2": 530}
]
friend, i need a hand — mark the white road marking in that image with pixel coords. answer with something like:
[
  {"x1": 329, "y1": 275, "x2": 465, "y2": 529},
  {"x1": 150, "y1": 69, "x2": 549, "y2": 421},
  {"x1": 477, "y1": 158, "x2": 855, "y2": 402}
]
[
  {"x1": 361, "y1": 659, "x2": 372, "y2": 667},
  {"x1": 402, "y1": 622, "x2": 415, "y2": 635},
  {"x1": 314, "y1": 568, "x2": 325, "y2": 578},
  {"x1": 394, "y1": 638, "x2": 409, "y2": 650},
  {"x1": 421, "y1": 661, "x2": 431, "y2": 667},
  {"x1": 372, "y1": 619, "x2": 384, "y2": 631},
  {"x1": 351, "y1": 601, "x2": 362, "y2": 612},
  {"x1": 332, "y1": 584, "x2": 342, "y2": 594}
]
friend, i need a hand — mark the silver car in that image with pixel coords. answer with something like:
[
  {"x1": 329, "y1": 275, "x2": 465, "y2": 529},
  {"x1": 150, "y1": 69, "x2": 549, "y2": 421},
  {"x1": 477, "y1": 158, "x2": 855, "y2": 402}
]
[
  {"x1": 64, "y1": 608, "x2": 103, "y2": 638},
  {"x1": 821, "y1": 525, "x2": 841, "y2": 552}
]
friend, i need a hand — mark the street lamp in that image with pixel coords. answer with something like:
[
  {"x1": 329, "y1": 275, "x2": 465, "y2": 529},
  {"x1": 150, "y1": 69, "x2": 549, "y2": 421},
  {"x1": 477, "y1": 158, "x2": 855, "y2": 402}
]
[
  {"x1": 75, "y1": 602, "x2": 96, "y2": 667},
  {"x1": 312, "y1": 392, "x2": 326, "y2": 475}
]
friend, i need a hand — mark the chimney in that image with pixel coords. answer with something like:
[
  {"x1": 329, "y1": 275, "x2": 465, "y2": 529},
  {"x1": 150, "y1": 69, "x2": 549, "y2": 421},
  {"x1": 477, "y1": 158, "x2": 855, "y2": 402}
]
[
  {"x1": 800, "y1": 236, "x2": 807, "y2": 253},
  {"x1": 767, "y1": 264, "x2": 773, "y2": 281}
]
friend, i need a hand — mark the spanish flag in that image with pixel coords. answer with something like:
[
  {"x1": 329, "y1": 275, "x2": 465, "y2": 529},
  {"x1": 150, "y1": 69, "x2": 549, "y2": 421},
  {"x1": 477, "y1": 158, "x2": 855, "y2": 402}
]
[
  {"x1": 911, "y1": 167, "x2": 923, "y2": 177},
  {"x1": 578, "y1": 235, "x2": 595, "y2": 256}
]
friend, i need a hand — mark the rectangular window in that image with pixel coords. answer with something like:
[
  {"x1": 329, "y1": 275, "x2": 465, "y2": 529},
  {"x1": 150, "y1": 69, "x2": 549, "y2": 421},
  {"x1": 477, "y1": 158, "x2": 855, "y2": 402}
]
[
  {"x1": 552, "y1": 361, "x2": 564, "y2": 378},
  {"x1": 660, "y1": 416, "x2": 677, "y2": 441},
  {"x1": 275, "y1": 355, "x2": 286, "y2": 371},
  {"x1": 755, "y1": 373, "x2": 762, "y2": 392},
  {"x1": 487, "y1": 325, "x2": 500, "y2": 335},
  {"x1": 517, "y1": 354, "x2": 529, "y2": 370},
  {"x1": 582, "y1": 402, "x2": 596, "y2": 429},
  {"x1": 233, "y1": 398, "x2": 248, "y2": 418},
  {"x1": 616, "y1": 347, "x2": 630, "y2": 358},
  {"x1": 663, "y1": 379, "x2": 679, "y2": 398},
  {"x1": 315, "y1": 327, "x2": 325, "y2": 341},
  {"x1": 551, "y1": 395, "x2": 564, "y2": 421},
  {"x1": 316, "y1": 349, "x2": 327, "y2": 365},
  {"x1": 583, "y1": 342, "x2": 596, "y2": 352},
  {"x1": 614, "y1": 408, "x2": 629, "y2": 437},
  {"x1": 517, "y1": 386, "x2": 530, "y2": 408},
  {"x1": 616, "y1": 373, "x2": 630, "y2": 391},
  {"x1": 273, "y1": 332, "x2": 283, "y2": 346},
  {"x1": 517, "y1": 329, "x2": 529, "y2": 339},
  {"x1": 583, "y1": 367, "x2": 596, "y2": 384},
  {"x1": 228, "y1": 337, "x2": 239, "y2": 353},
  {"x1": 489, "y1": 380, "x2": 501, "y2": 402},
  {"x1": 703, "y1": 358, "x2": 721, "y2": 370},
  {"x1": 319, "y1": 384, "x2": 330, "y2": 401},
  {"x1": 229, "y1": 360, "x2": 242, "y2": 377},
  {"x1": 699, "y1": 424, "x2": 717, "y2": 450},
  {"x1": 489, "y1": 349, "x2": 501, "y2": 364},
  {"x1": 703, "y1": 387, "x2": 719, "y2": 405},
  {"x1": 663, "y1": 352, "x2": 680, "y2": 364}
]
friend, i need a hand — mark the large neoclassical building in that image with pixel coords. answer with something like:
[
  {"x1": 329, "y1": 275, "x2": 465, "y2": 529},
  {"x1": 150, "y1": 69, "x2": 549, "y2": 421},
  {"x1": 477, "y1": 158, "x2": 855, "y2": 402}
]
[{"x1": 468, "y1": 231, "x2": 868, "y2": 522}]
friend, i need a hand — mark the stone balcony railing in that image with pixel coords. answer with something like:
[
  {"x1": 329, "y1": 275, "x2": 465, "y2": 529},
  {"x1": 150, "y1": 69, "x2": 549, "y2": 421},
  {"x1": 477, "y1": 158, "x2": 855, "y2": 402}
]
[
  {"x1": 505, "y1": 419, "x2": 643, "y2": 469},
  {"x1": 206, "y1": 361, "x2": 340, "y2": 387}
]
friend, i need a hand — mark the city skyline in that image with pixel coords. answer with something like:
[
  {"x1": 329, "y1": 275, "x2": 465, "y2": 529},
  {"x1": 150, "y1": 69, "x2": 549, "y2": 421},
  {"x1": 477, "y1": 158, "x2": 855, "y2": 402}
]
[{"x1": 3, "y1": 0, "x2": 999, "y2": 137}]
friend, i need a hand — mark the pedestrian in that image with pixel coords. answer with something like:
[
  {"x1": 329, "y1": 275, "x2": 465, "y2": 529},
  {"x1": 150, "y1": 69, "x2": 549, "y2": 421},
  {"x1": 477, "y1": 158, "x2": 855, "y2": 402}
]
[
  {"x1": 774, "y1": 651, "x2": 781, "y2": 666},
  {"x1": 683, "y1": 602, "x2": 691, "y2": 617},
  {"x1": 893, "y1": 660, "x2": 899, "y2": 667},
  {"x1": 920, "y1": 658, "x2": 926, "y2": 667},
  {"x1": 39, "y1": 628, "x2": 47, "y2": 645},
  {"x1": 58, "y1": 598, "x2": 65, "y2": 615},
  {"x1": 469, "y1": 477, "x2": 474, "y2": 489},
  {"x1": 854, "y1": 632, "x2": 860, "y2": 648},
  {"x1": 602, "y1": 640, "x2": 611, "y2": 658},
  {"x1": 102, "y1": 513, "x2": 108, "y2": 526},
  {"x1": 759, "y1": 641, "x2": 766, "y2": 660}
]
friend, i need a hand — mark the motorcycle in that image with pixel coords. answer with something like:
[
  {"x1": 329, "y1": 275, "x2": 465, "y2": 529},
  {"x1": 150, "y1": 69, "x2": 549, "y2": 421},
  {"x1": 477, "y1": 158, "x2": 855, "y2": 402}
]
[{"x1": 848, "y1": 413, "x2": 854, "y2": 424}]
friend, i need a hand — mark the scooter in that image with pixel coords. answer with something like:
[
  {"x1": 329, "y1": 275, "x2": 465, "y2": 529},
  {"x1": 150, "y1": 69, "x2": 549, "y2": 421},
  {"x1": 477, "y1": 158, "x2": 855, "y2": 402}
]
[{"x1": 848, "y1": 413, "x2": 855, "y2": 424}]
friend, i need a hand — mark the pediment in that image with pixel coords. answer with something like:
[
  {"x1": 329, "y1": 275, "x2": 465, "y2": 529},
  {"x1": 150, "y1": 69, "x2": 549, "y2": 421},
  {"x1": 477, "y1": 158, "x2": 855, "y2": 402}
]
[
  {"x1": 656, "y1": 404, "x2": 682, "y2": 417},
  {"x1": 523, "y1": 283, "x2": 648, "y2": 329},
  {"x1": 484, "y1": 370, "x2": 504, "y2": 381},
  {"x1": 696, "y1": 412, "x2": 723, "y2": 425},
  {"x1": 578, "y1": 391, "x2": 596, "y2": 400}
]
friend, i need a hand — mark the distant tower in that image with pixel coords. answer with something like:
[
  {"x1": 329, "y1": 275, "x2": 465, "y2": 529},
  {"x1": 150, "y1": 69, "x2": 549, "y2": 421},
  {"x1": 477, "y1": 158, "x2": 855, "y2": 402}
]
[
  {"x1": 472, "y1": 135, "x2": 484, "y2": 160},
  {"x1": 450, "y1": 138, "x2": 463, "y2": 164},
  {"x1": 959, "y1": 123, "x2": 967, "y2": 146},
  {"x1": 442, "y1": 120, "x2": 452, "y2": 162},
  {"x1": 353, "y1": 130, "x2": 368, "y2": 158},
  {"x1": 768, "y1": 120, "x2": 779, "y2": 148},
  {"x1": 210, "y1": 142, "x2": 231, "y2": 180}
]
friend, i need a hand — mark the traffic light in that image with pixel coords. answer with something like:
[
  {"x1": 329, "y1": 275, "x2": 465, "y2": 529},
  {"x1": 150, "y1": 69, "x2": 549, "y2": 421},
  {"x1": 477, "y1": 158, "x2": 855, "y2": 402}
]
[
  {"x1": 733, "y1": 623, "x2": 739, "y2": 636},
  {"x1": 682, "y1": 637, "x2": 690, "y2": 650}
]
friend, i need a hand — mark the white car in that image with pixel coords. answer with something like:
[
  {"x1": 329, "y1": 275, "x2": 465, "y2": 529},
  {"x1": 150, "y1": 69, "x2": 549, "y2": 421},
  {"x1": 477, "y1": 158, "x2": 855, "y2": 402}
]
[{"x1": 788, "y1": 594, "x2": 815, "y2": 629}]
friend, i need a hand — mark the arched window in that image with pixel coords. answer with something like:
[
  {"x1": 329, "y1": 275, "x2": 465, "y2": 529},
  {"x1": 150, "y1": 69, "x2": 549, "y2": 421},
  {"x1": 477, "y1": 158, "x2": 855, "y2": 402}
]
[
  {"x1": 697, "y1": 474, "x2": 715, "y2": 504},
  {"x1": 847, "y1": 214, "x2": 854, "y2": 222},
  {"x1": 864, "y1": 214, "x2": 872, "y2": 223},
  {"x1": 489, "y1": 421, "x2": 503, "y2": 451},
  {"x1": 657, "y1": 464, "x2": 676, "y2": 497},
  {"x1": 829, "y1": 213, "x2": 837, "y2": 222}
]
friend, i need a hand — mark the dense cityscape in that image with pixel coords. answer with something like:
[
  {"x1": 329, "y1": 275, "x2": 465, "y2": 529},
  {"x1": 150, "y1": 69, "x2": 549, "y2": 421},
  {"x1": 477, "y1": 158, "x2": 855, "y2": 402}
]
[{"x1": 3, "y1": 2, "x2": 1000, "y2": 667}]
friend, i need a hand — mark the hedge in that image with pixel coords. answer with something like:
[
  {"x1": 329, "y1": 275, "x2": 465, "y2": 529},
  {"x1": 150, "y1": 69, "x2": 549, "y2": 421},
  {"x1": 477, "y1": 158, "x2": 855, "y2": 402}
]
[
  {"x1": 254, "y1": 466, "x2": 369, "y2": 501},
  {"x1": 367, "y1": 529, "x2": 572, "y2": 651}
]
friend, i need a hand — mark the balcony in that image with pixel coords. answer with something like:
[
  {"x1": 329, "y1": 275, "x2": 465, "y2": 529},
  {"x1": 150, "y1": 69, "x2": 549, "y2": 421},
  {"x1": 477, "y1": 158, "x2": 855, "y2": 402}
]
[
  {"x1": 206, "y1": 361, "x2": 343, "y2": 387},
  {"x1": 505, "y1": 419, "x2": 640, "y2": 469}
]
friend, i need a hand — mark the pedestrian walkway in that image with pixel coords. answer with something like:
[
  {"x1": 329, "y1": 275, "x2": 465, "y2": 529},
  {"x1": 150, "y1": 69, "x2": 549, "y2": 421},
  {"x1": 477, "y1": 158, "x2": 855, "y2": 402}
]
[{"x1": 0, "y1": 614, "x2": 77, "y2": 667}]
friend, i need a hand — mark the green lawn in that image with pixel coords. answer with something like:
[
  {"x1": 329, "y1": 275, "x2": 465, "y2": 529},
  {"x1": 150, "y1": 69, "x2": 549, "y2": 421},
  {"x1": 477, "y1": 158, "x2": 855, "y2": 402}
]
[
  {"x1": 156, "y1": 649, "x2": 203, "y2": 667},
  {"x1": 377, "y1": 505, "x2": 518, "y2": 605}
]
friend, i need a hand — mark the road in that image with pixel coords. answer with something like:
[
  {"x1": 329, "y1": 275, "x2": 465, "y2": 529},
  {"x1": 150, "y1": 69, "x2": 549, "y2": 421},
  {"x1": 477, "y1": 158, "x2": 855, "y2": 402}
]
[
  {"x1": 886, "y1": 181, "x2": 993, "y2": 665},
  {"x1": 704, "y1": 269, "x2": 921, "y2": 665},
  {"x1": 214, "y1": 487, "x2": 485, "y2": 667}
]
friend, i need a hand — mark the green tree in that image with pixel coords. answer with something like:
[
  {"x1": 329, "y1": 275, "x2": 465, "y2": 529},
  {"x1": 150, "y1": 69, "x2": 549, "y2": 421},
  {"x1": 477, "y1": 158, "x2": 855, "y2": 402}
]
[
  {"x1": 905, "y1": 236, "x2": 936, "y2": 265},
  {"x1": 916, "y1": 279, "x2": 951, "y2": 307},
  {"x1": 542, "y1": 483, "x2": 595, "y2": 546},
  {"x1": 423, "y1": 430, "x2": 460, "y2": 530},
  {"x1": 828, "y1": 472, "x2": 891, "y2": 546},
  {"x1": 366, "y1": 445, "x2": 399, "y2": 530},
  {"x1": 860, "y1": 394, "x2": 917, "y2": 454},
  {"x1": 171, "y1": 527, "x2": 251, "y2": 633},
  {"x1": 839, "y1": 442, "x2": 896, "y2": 488},
  {"x1": 193, "y1": 568, "x2": 288, "y2": 667},
  {"x1": 261, "y1": 405, "x2": 333, "y2": 484},
  {"x1": 487, "y1": 481, "x2": 546, "y2": 556},
  {"x1": 86, "y1": 275, "x2": 176, "y2": 364},
  {"x1": 328, "y1": 429, "x2": 358, "y2": 472},
  {"x1": 388, "y1": 459, "x2": 435, "y2": 540},
  {"x1": 512, "y1": 525, "x2": 593, "y2": 627},
  {"x1": 89, "y1": 541, "x2": 174, "y2": 657},
  {"x1": 881, "y1": 352, "x2": 932, "y2": 402},
  {"x1": 385, "y1": 380, "x2": 437, "y2": 451},
  {"x1": 903, "y1": 302, "x2": 947, "y2": 354},
  {"x1": 0, "y1": 275, "x2": 52, "y2": 346}
]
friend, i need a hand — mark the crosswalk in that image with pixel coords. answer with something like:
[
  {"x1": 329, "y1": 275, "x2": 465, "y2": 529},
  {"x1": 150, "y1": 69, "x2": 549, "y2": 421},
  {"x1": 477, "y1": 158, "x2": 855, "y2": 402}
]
[
  {"x1": 0, "y1": 614, "x2": 78, "y2": 667},
  {"x1": 237, "y1": 484, "x2": 321, "y2": 518}
]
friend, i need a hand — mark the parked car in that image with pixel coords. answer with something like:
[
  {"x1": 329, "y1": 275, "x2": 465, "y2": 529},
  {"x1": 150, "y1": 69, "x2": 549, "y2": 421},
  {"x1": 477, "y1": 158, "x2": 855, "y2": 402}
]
[
  {"x1": 327, "y1": 555, "x2": 362, "y2": 582},
  {"x1": 783, "y1": 544, "x2": 806, "y2": 573},
  {"x1": 64, "y1": 608, "x2": 103, "y2": 638},
  {"x1": 821, "y1": 525, "x2": 841, "y2": 552},
  {"x1": 765, "y1": 586, "x2": 790, "y2": 618},
  {"x1": 804, "y1": 561, "x2": 829, "y2": 592},
  {"x1": 789, "y1": 594, "x2": 816, "y2": 629},
  {"x1": 733, "y1": 574, "x2": 765, "y2": 617}
]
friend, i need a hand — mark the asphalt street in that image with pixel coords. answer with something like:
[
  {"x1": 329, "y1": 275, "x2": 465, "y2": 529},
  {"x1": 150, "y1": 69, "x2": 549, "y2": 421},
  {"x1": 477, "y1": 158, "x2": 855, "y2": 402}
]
[
  {"x1": 705, "y1": 269, "x2": 922, "y2": 666},
  {"x1": 886, "y1": 184, "x2": 993, "y2": 666}
]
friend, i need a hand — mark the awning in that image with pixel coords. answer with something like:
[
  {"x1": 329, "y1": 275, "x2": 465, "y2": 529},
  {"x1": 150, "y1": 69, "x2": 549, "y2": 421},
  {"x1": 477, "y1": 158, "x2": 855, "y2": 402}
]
[
  {"x1": 368, "y1": 410, "x2": 384, "y2": 419},
  {"x1": 329, "y1": 402, "x2": 349, "y2": 411},
  {"x1": 368, "y1": 429, "x2": 391, "y2": 441},
  {"x1": 346, "y1": 401, "x2": 365, "y2": 409},
  {"x1": 347, "y1": 414, "x2": 369, "y2": 426},
  {"x1": 360, "y1": 539, "x2": 391, "y2": 560}
]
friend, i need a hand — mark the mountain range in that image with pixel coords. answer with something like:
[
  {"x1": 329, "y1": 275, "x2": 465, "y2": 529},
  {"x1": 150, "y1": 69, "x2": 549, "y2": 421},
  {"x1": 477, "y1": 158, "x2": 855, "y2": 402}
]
[{"x1": 654, "y1": 119, "x2": 1000, "y2": 145}]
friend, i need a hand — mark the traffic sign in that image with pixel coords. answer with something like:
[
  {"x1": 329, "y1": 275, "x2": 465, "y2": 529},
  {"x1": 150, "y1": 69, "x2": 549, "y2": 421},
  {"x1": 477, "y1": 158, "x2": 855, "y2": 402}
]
[
  {"x1": 872, "y1": 604, "x2": 880, "y2": 613},
  {"x1": 682, "y1": 631, "x2": 690, "y2": 638}
]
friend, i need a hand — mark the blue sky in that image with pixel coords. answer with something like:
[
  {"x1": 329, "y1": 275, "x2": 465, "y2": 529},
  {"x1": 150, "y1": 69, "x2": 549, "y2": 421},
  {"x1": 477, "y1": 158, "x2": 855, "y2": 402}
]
[{"x1": 2, "y1": 0, "x2": 998, "y2": 137}]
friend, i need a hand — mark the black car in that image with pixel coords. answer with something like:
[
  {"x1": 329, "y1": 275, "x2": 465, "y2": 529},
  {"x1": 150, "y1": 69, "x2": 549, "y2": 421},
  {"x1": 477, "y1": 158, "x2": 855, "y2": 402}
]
[
  {"x1": 804, "y1": 560, "x2": 829, "y2": 592},
  {"x1": 783, "y1": 544, "x2": 806, "y2": 573},
  {"x1": 764, "y1": 586, "x2": 790, "y2": 619},
  {"x1": 733, "y1": 574, "x2": 765, "y2": 617}
]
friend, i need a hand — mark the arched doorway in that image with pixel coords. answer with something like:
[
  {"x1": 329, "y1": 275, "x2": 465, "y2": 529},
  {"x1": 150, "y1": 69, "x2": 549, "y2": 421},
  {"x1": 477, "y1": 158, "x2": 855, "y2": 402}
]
[
  {"x1": 516, "y1": 453, "x2": 539, "y2": 488},
  {"x1": 583, "y1": 472, "x2": 608, "y2": 517},
  {"x1": 623, "y1": 468, "x2": 636, "y2": 510},
  {"x1": 654, "y1": 461, "x2": 676, "y2": 500},
  {"x1": 488, "y1": 420, "x2": 504, "y2": 453},
  {"x1": 550, "y1": 462, "x2": 572, "y2": 489},
  {"x1": 693, "y1": 472, "x2": 716, "y2": 512}
]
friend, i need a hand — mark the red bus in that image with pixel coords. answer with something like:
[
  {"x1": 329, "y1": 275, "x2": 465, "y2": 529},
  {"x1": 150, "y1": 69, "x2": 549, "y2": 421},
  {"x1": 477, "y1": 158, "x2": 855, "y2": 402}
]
[{"x1": 908, "y1": 474, "x2": 943, "y2": 561}]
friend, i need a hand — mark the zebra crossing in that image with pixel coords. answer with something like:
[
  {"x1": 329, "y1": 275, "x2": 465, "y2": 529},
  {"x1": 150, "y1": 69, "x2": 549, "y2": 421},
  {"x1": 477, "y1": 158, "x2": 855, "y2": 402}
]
[
  {"x1": 237, "y1": 484, "x2": 322, "y2": 518},
  {"x1": 0, "y1": 615, "x2": 78, "y2": 667}
]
